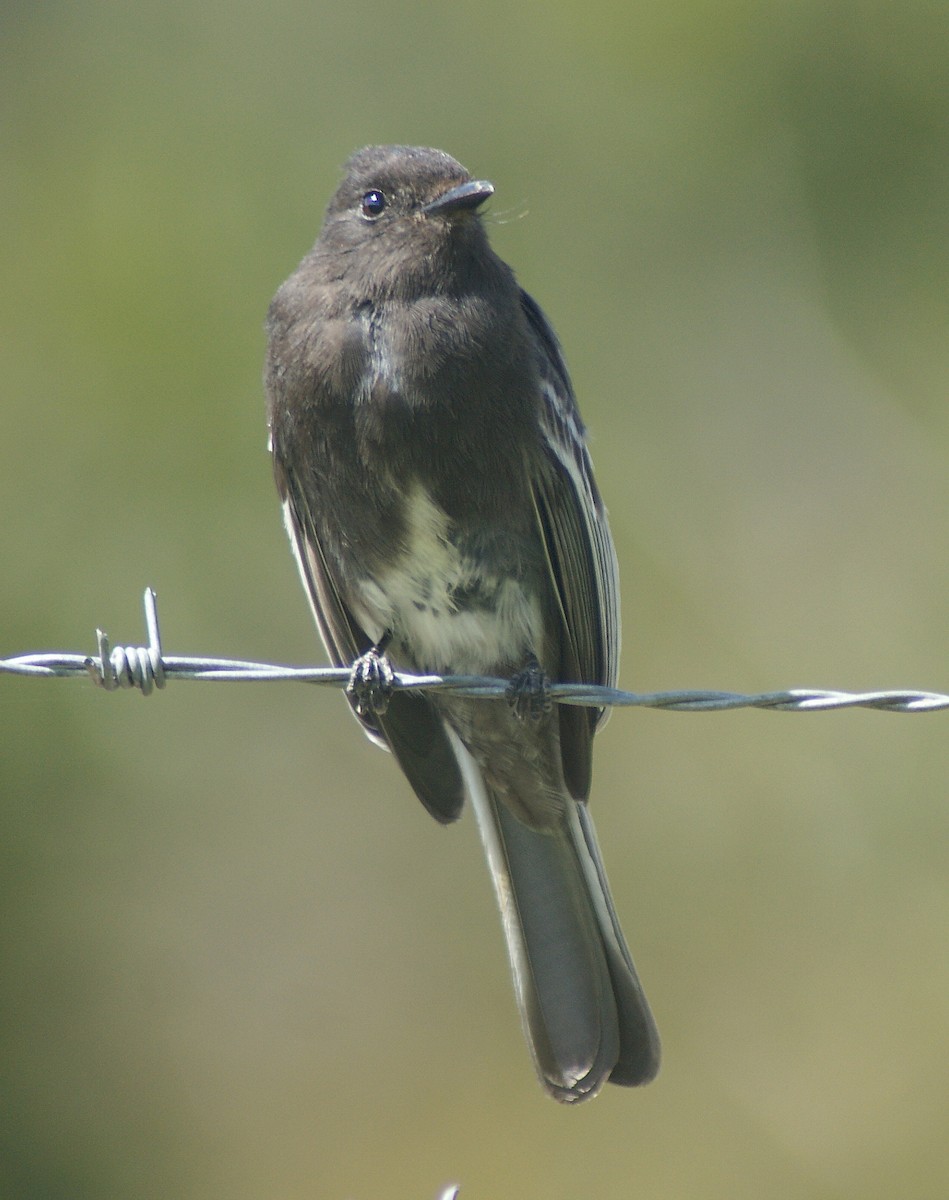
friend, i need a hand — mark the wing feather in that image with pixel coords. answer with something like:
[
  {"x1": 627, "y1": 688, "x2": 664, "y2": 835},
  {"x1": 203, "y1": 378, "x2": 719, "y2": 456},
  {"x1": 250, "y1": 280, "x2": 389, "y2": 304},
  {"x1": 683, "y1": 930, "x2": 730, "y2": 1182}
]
[
  {"x1": 274, "y1": 456, "x2": 466, "y2": 824},
  {"x1": 521, "y1": 291, "x2": 621, "y2": 799}
]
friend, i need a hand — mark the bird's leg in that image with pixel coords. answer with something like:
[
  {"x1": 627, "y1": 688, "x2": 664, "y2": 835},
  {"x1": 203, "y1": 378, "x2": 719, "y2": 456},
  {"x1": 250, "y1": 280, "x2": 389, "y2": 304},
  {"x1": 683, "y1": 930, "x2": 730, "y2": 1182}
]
[
  {"x1": 506, "y1": 655, "x2": 552, "y2": 722},
  {"x1": 347, "y1": 632, "x2": 394, "y2": 718}
]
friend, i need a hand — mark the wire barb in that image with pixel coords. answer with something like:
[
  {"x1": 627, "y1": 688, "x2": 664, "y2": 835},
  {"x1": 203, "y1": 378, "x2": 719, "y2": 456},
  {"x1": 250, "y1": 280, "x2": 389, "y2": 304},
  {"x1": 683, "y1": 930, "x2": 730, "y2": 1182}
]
[
  {"x1": 1, "y1": 587, "x2": 947, "y2": 713},
  {"x1": 85, "y1": 588, "x2": 166, "y2": 695}
]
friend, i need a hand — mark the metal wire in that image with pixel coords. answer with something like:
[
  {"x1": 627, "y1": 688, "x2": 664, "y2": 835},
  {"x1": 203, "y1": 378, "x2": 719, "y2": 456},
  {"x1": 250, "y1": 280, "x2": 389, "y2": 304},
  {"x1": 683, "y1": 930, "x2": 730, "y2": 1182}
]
[{"x1": 2, "y1": 587, "x2": 946, "y2": 713}]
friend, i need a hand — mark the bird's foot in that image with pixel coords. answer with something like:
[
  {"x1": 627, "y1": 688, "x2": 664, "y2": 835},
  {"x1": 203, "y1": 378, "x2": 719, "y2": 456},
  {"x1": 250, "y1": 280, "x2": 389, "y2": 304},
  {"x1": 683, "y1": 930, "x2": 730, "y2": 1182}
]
[
  {"x1": 506, "y1": 658, "x2": 552, "y2": 722},
  {"x1": 347, "y1": 644, "x2": 394, "y2": 717}
]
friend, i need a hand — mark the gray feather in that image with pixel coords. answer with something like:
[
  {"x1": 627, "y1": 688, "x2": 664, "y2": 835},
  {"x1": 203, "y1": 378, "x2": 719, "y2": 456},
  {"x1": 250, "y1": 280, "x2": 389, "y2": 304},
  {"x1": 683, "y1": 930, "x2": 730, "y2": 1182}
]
[{"x1": 450, "y1": 731, "x2": 659, "y2": 1102}]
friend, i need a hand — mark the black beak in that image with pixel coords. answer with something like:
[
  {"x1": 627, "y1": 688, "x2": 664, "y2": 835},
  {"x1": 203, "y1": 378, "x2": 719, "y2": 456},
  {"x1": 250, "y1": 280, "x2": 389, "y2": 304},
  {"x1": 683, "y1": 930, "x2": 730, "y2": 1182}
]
[{"x1": 422, "y1": 179, "x2": 495, "y2": 216}]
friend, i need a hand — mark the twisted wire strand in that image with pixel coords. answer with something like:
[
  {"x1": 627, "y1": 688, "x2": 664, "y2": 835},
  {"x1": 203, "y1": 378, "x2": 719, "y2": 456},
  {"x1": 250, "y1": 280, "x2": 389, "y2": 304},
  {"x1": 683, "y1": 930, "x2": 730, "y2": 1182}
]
[{"x1": 2, "y1": 588, "x2": 946, "y2": 714}]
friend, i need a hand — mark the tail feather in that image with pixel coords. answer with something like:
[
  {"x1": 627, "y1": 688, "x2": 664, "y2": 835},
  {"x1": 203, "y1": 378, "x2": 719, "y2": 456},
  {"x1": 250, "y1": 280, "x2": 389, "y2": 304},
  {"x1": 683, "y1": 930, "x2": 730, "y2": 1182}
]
[
  {"x1": 449, "y1": 732, "x2": 660, "y2": 1102},
  {"x1": 572, "y1": 801, "x2": 661, "y2": 1087}
]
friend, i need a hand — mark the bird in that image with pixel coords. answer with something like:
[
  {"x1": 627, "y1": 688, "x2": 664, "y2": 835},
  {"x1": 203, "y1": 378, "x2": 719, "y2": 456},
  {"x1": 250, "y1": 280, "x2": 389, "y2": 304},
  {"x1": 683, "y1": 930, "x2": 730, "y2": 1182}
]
[{"x1": 265, "y1": 145, "x2": 660, "y2": 1101}]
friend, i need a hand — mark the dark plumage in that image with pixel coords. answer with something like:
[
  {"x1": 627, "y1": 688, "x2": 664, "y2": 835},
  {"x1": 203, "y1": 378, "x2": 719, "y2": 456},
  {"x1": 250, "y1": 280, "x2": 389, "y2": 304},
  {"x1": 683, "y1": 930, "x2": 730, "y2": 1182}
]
[{"x1": 265, "y1": 145, "x2": 659, "y2": 1100}]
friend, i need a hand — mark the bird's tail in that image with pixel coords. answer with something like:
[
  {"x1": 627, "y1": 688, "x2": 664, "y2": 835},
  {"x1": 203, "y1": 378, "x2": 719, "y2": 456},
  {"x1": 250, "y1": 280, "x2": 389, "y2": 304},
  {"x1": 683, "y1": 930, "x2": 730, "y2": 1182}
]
[{"x1": 451, "y1": 735, "x2": 660, "y2": 1102}]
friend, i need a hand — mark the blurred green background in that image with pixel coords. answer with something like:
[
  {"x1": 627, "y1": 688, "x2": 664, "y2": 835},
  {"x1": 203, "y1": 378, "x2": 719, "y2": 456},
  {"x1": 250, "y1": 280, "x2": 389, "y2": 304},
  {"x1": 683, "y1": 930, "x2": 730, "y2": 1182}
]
[{"x1": 2, "y1": 2, "x2": 947, "y2": 1197}]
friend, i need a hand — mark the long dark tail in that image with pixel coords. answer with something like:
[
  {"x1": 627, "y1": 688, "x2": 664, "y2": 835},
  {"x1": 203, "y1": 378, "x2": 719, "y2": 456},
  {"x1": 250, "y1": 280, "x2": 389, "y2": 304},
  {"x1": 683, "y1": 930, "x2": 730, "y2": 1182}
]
[{"x1": 451, "y1": 734, "x2": 660, "y2": 1102}]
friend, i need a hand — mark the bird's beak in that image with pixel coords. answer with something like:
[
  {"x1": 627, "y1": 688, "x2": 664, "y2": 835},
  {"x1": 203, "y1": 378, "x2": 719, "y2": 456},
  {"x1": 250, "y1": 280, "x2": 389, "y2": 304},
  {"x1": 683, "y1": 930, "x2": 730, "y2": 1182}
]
[{"x1": 422, "y1": 179, "x2": 495, "y2": 216}]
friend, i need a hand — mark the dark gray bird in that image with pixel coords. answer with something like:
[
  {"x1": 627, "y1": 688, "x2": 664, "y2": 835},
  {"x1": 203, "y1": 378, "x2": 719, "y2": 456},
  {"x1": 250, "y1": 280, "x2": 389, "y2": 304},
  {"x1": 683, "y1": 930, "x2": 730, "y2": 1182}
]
[{"x1": 265, "y1": 145, "x2": 660, "y2": 1101}]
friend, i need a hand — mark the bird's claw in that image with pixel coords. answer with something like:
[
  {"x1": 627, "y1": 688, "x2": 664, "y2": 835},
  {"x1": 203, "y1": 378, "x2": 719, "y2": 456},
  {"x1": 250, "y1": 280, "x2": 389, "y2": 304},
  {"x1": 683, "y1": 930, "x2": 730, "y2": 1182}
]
[
  {"x1": 347, "y1": 646, "x2": 394, "y2": 717},
  {"x1": 506, "y1": 659, "x2": 552, "y2": 722}
]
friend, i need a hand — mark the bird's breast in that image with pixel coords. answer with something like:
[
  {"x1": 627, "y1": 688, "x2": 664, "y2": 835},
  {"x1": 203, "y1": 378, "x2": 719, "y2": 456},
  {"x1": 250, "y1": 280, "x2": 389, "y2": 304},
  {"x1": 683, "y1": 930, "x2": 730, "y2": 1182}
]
[{"x1": 349, "y1": 482, "x2": 544, "y2": 676}]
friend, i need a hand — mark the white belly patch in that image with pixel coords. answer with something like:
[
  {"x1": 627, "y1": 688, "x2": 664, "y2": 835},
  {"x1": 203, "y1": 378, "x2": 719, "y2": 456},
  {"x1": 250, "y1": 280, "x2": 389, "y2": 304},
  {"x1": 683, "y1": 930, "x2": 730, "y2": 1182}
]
[{"x1": 351, "y1": 484, "x2": 541, "y2": 674}]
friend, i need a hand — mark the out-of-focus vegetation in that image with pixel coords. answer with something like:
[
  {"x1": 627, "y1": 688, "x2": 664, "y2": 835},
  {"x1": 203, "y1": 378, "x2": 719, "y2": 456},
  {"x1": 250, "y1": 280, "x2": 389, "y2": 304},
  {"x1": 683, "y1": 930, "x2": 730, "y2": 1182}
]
[{"x1": 2, "y1": 3, "x2": 946, "y2": 1197}]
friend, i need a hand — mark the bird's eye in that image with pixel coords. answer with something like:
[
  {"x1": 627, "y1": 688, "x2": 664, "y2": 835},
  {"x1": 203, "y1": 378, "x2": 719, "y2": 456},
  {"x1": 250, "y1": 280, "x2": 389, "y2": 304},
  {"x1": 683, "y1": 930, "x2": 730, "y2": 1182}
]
[{"x1": 360, "y1": 190, "x2": 387, "y2": 218}]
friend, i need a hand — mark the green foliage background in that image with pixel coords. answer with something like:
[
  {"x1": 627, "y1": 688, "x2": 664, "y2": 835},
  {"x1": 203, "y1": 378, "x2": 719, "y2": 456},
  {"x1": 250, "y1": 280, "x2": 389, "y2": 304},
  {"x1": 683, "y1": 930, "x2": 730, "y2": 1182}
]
[{"x1": 2, "y1": 3, "x2": 947, "y2": 1197}]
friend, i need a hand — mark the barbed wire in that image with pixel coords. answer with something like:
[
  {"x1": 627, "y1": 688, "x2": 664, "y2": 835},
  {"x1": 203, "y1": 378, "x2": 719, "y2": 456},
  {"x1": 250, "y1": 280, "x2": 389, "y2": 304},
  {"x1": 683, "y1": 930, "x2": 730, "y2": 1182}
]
[{"x1": 2, "y1": 588, "x2": 947, "y2": 713}]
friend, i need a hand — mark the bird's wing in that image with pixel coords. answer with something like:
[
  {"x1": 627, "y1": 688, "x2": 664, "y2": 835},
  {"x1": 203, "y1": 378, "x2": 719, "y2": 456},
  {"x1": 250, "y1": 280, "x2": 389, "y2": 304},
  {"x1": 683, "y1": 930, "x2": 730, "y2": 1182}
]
[
  {"x1": 520, "y1": 291, "x2": 621, "y2": 801},
  {"x1": 274, "y1": 455, "x2": 466, "y2": 824}
]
